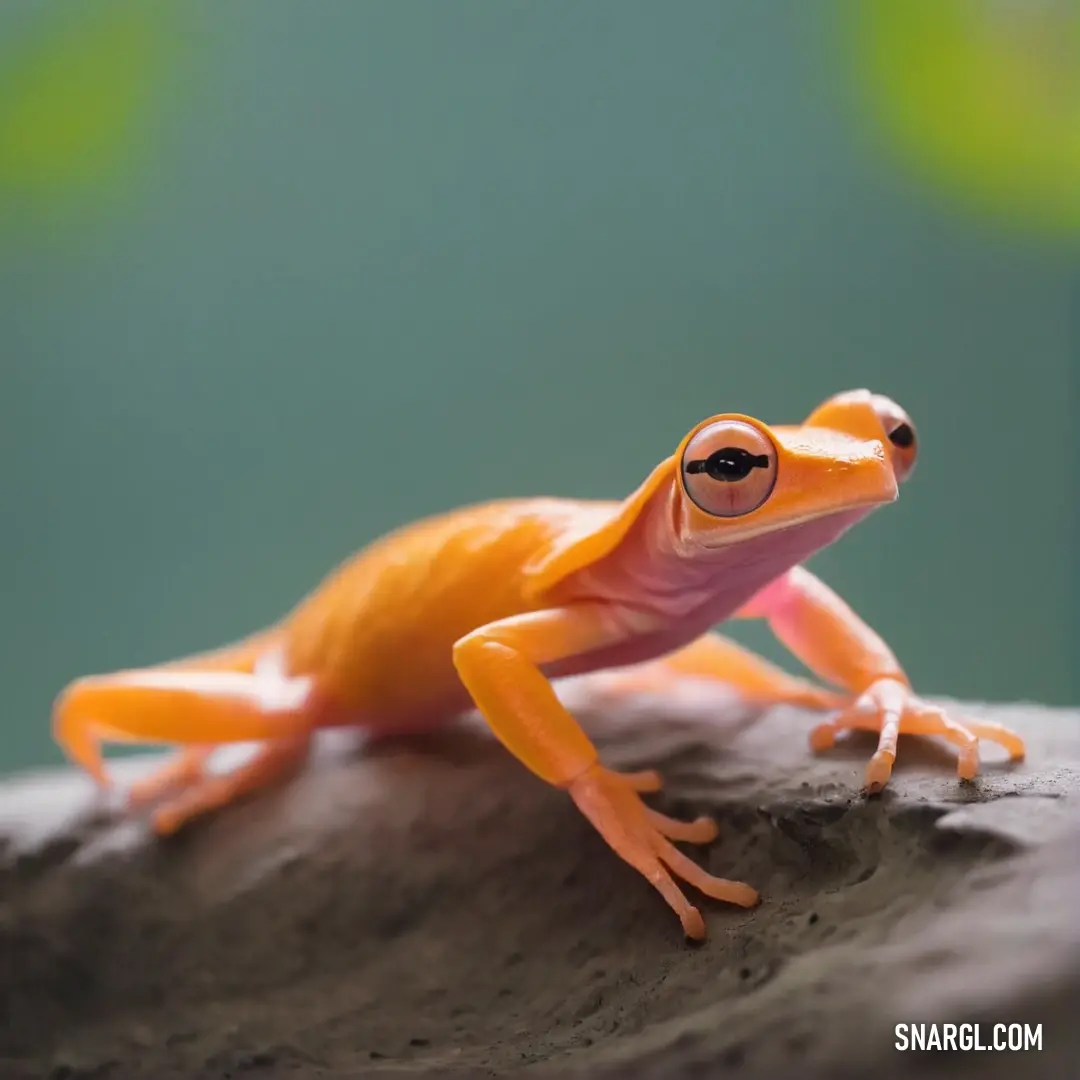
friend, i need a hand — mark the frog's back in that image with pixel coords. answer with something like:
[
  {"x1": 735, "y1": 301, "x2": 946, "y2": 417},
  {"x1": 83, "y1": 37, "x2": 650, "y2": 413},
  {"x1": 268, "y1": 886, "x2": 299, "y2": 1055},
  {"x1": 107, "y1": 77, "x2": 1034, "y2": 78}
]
[{"x1": 282, "y1": 496, "x2": 618, "y2": 721}]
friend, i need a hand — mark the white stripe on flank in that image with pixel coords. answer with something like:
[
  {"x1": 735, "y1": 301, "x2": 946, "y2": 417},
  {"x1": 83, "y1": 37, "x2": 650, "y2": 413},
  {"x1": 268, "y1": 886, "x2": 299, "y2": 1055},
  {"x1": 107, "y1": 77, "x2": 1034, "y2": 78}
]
[{"x1": 102, "y1": 666, "x2": 312, "y2": 713}]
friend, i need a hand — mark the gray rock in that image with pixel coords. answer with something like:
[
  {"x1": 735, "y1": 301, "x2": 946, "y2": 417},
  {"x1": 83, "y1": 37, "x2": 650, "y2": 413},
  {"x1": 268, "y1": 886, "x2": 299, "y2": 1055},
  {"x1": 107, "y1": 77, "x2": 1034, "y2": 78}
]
[{"x1": 0, "y1": 691, "x2": 1076, "y2": 1078}]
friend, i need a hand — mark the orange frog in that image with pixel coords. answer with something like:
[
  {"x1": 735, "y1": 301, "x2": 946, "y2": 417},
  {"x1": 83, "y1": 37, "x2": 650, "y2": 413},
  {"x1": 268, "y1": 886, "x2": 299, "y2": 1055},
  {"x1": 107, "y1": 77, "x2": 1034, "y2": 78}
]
[{"x1": 53, "y1": 390, "x2": 1025, "y2": 940}]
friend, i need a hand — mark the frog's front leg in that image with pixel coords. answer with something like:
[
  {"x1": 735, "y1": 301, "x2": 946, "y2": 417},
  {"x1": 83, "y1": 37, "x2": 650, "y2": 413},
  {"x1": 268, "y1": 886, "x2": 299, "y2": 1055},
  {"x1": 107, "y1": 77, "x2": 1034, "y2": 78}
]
[
  {"x1": 453, "y1": 604, "x2": 759, "y2": 941},
  {"x1": 53, "y1": 647, "x2": 318, "y2": 834},
  {"x1": 737, "y1": 567, "x2": 1026, "y2": 790}
]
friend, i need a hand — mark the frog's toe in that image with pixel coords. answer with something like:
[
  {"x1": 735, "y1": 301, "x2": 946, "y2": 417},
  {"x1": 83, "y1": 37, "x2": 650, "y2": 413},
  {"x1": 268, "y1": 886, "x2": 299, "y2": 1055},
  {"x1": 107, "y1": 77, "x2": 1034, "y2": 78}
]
[
  {"x1": 809, "y1": 678, "x2": 1025, "y2": 790},
  {"x1": 127, "y1": 747, "x2": 213, "y2": 809},
  {"x1": 149, "y1": 735, "x2": 311, "y2": 835}
]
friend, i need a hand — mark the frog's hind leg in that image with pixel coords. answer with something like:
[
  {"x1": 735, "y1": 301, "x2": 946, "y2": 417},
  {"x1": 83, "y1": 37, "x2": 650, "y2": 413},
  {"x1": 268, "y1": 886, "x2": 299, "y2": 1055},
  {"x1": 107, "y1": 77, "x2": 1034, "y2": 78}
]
[
  {"x1": 53, "y1": 645, "x2": 318, "y2": 834},
  {"x1": 592, "y1": 632, "x2": 846, "y2": 712}
]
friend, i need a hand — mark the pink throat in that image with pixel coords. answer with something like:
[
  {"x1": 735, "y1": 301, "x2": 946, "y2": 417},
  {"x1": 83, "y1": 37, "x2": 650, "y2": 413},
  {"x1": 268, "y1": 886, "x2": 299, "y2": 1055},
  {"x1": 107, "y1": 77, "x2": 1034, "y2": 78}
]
[{"x1": 552, "y1": 482, "x2": 875, "y2": 669}]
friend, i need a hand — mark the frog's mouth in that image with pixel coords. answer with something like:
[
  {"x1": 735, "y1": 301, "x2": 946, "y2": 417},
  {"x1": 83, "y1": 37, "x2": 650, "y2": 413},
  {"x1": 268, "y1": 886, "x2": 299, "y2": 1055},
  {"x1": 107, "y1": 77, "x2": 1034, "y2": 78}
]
[{"x1": 688, "y1": 501, "x2": 882, "y2": 560}]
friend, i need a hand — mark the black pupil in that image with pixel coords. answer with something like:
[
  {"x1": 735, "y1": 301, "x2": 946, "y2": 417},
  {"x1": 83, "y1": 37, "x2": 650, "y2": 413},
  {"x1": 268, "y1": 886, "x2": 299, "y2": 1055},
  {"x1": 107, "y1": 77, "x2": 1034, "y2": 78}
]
[
  {"x1": 686, "y1": 446, "x2": 769, "y2": 482},
  {"x1": 888, "y1": 423, "x2": 914, "y2": 449}
]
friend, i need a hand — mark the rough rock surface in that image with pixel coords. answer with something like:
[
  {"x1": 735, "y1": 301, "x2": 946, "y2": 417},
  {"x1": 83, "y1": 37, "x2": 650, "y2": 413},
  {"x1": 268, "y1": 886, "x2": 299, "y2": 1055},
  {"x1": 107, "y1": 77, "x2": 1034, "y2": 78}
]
[{"x1": 0, "y1": 687, "x2": 1077, "y2": 1079}]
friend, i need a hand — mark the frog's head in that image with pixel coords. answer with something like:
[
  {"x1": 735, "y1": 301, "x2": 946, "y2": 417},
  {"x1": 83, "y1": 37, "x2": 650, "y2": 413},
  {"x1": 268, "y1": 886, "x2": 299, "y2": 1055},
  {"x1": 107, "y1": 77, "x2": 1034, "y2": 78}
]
[{"x1": 673, "y1": 389, "x2": 917, "y2": 550}]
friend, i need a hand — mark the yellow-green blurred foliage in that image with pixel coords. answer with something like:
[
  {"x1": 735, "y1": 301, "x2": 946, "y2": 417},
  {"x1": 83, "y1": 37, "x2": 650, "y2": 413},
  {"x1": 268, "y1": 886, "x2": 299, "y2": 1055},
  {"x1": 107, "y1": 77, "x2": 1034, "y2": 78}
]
[
  {"x1": 0, "y1": 1, "x2": 179, "y2": 227},
  {"x1": 841, "y1": 0, "x2": 1080, "y2": 237}
]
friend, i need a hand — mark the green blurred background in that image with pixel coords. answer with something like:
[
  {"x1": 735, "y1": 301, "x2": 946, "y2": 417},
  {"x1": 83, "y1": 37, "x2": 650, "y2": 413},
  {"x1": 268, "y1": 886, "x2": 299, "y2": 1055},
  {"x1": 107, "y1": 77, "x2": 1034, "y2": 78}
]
[{"x1": 1, "y1": 1, "x2": 1076, "y2": 774}]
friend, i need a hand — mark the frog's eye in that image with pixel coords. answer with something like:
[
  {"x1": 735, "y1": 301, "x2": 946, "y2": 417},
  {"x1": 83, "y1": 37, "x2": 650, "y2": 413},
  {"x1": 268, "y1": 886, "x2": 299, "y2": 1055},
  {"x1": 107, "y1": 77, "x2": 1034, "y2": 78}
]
[
  {"x1": 681, "y1": 420, "x2": 778, "y2": 518},
  {"x1": 870, "y1": 395, "x2": 918, "y2": 483}
]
